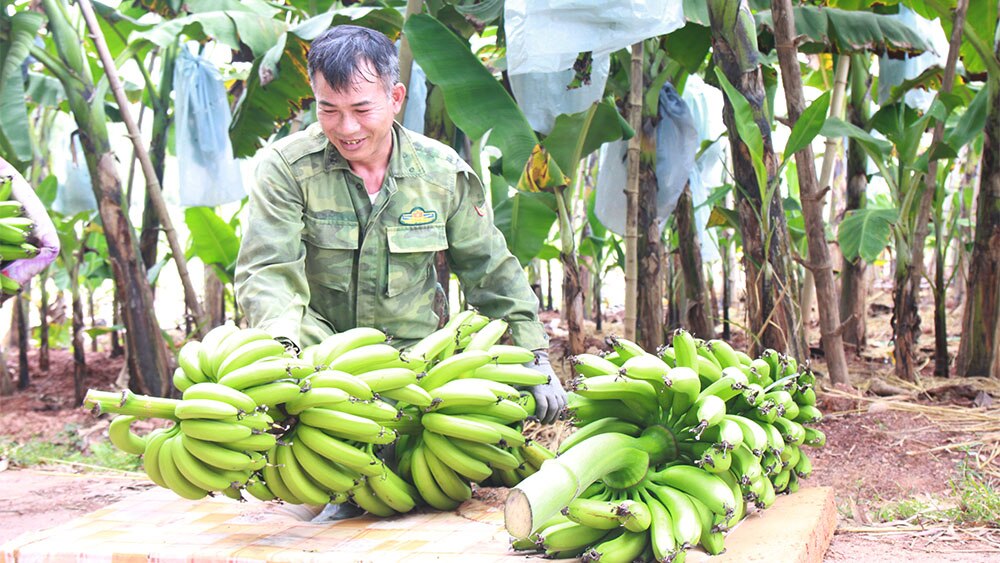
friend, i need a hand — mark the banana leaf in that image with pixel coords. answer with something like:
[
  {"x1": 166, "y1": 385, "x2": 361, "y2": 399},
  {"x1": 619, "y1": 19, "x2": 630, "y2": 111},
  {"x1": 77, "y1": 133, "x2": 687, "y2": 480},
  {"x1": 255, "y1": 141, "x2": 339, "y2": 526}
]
[
  {"x1": 493, "y1": 191, "x2": 559, "y2": 267},
  {"x1": 185, "y1": 206, "x2": 240, "y2": 283},
  {"x1": 838, "y1": 207, "x2": 898, "y2": 264},
  {"x1": 405, "y1": 13, "x2": 547, "y2": 186},
  {"x1": 0, "y1": 11, "x2": 44, "y2": 166},
  {"x1": 756, "y1": 6, "x2": 930, "y2": 55}
]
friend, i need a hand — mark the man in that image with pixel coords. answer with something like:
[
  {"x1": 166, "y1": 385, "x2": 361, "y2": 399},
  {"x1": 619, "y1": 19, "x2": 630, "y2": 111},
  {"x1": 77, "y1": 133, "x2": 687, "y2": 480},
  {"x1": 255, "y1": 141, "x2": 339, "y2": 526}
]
[{"x1": 235, "y1": 24, "x2": 565, "y2": 476}]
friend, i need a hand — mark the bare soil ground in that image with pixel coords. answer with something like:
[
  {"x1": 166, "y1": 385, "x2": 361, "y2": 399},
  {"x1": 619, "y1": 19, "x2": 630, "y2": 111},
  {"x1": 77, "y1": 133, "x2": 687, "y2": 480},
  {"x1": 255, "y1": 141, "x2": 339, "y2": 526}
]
[{"x1": 1, "y1": 296, "x2": 998, "y2": 560}]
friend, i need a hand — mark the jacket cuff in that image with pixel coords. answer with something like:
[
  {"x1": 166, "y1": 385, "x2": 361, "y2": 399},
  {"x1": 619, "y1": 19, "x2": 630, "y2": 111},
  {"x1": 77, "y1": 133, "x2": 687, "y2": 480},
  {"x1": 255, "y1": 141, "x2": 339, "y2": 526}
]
[{"x1": 509, "y1": 319, "x2": 549, "y2": 352}]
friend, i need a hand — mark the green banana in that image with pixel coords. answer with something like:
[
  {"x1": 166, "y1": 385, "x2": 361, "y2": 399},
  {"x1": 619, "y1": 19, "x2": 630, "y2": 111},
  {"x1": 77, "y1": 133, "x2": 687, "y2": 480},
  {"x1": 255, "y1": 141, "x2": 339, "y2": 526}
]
[
  {"x1": 350, "y1": 480, "x2": 398, "y2": 517},
  {"x1": 220, "y1": 358, "x2": 314, "y2": 390},
  {"x1": 463, "y1": 318, "x2": 508, "y2": 352},
  {"x1": 467, "y1": 364, "x2": 550, "y2": 387},
  {"x1": 421, "y1": 430, "x2": 492, "y2": 481},
  {"x1": 261, "y1": 445, "x2": 303, "y2": 504},
  {"x1": 275, "y1": 443, "x2": 333, "y2": 505},
  {"x1": 172, "y1": 368, "x2": 196, "y2": 393},
  {"x1": 537, "y1": 521, "x2": 610, "y2": 552},
  {"x1": 140, "y1": 426, "x2": 174, "y2": 488},
  {"x1": 172, "y1": 434, "x2": 248, "y2": 491},
  {"x1": 242, "y1": 380, "x2": 303, "y2": 407},
  {"x1": 180, "y1": 434, "x2": 255, "y2": 471},
  {"x1": 216, "y1": 338, "x2": 288, "y2": 379},
  {"x1": 284, "y1": 387, "x2": 352, "y2": 415},
  {"x1": 209, "y1": 328, "x2": 274, "y2": 378},
  {"x1": 365, "y1": 469, "x2": 419, "y2": 513},
  {"x1": 293, "y1": 424, "x2": 385, "y2": 477},
  {"x1": 410, "y1": 445, "x2": 461, "y2": 510},
  {"x1": 380, "y1": 383, "x2": 434, "y2": 408},
  {"x1": 289, "y1": 434, "x2": 359, "y2": 493},
  {"x1": 583, "y1": 529, "x2": 648, "y2": 563},
  {"x1": 303, "y1": 370, "x2": 374, "y2": 400},
  {"x1": 297, "y1": 407, "x2": 392, "y2": 444},
  {"x1": 451, "y1": 438, "x2": 521, "y2": 471},
  {"x1": 419, "y1": 349, "x2": 494, "y2": 390},
  {"x1": 173, "y1": 398, "x2": 241, "y2": 420},
  {"x1": 314, "y1": 327, "x2": 387, "y2": 366},
  {"x1": 355, "y1": 367, "x2": 418, "y2": 392},
  {"x1": 571, "y1": 353, "x2": 622, "y2": 377},
  {"x1": 158, "y1": 435, "x2": 210, "y2": 500},
  {"x1": 182, "y1": 382, "x2": 257, "y2": 414},
  {"x1": 178, "y1": 419, "x2": 253, "y2": 442},
  {"x1": 177, "y1": 341, "x2": 208, "y2": 383},
  {"x1": 422, "y1": 444, "x2": 472, "y2": 503},
  {"x1": 327, "y1": 343, "x2": 402, "y2": 375},
  {"x1": 651, "y1": 465, "x2": 736, "y2": 518},
  {"x1": 487, "y1": 344, "x2": 535, "y2": 365},
  {"x1": 108, "y1": 415, "x2": 147, "y2": 455},
  {"x1": 420, "y1": 412, "x2": 503, "y2": 445}
]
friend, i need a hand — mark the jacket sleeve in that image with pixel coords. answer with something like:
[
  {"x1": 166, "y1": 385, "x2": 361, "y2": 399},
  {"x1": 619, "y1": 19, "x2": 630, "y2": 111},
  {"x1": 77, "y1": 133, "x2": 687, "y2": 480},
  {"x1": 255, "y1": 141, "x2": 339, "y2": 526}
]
[
  {"x1": 445, "y1": 168, "x2": 548, "y2": 351},
  {"x1": 235, "y1": 148, "x2": 311, "y2": 344}
]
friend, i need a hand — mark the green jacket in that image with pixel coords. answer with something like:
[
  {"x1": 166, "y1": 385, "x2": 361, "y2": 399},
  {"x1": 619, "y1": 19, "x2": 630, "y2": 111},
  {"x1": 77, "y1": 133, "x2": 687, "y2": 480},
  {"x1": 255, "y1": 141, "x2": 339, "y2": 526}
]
[{"x1": 235, "y1": 122, "x2": 547, "y2": 351}]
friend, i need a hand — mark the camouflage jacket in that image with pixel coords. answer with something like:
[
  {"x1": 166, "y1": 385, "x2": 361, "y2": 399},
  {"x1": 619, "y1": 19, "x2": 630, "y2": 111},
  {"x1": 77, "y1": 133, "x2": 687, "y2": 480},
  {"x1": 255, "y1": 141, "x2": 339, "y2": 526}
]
[{"x1": 235, "y1": 122, "x2": 548, "y2": 351}]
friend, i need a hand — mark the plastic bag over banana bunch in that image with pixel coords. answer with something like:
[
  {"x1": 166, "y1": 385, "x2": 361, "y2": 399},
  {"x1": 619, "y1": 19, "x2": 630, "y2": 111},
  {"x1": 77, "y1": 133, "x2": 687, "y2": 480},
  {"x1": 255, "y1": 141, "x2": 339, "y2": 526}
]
[
  {"x1": 595, "y1": 81, "x2": 698, "y2": 236},
  {"x1": 83, "y1": 312, "x2": 561, "y2": 518},
  {"x1": 173, "y1": 47, "x2": 245, "y2": 208},
  {"x1": 0, "y1": 157, "x2": 59, "y2": 301},
  {"x1": 505, "y1": 330, "x2": 826, "y2": 561}
]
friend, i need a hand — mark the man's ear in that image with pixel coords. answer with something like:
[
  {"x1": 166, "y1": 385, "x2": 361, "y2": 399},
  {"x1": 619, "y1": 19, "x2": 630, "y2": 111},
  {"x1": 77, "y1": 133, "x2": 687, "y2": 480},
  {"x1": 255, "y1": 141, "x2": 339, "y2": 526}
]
[{"x1": 391, "y1": 82, "x2": 406, "y2": 113}]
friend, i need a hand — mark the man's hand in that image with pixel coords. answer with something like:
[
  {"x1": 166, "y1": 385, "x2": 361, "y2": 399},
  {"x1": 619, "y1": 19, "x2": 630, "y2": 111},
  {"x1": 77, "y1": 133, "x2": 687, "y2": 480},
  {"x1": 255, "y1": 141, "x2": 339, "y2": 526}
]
[{"x1": 524, "y1": 350, "x2": 566, "y2": 424}]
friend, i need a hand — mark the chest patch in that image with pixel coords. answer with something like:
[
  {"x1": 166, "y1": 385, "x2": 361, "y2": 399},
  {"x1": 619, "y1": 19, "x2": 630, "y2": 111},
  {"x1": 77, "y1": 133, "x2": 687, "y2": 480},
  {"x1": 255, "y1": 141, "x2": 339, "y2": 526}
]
[{"x1": 399, "y1": 207, "x2": 437, "y2": 225}]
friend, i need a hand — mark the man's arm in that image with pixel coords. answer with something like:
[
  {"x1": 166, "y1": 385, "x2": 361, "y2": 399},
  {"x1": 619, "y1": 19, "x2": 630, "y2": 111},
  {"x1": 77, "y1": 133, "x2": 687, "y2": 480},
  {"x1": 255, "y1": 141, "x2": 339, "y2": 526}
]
[
  {"x1": 445, "y1": 168, "x2": 566, "y2": 423},
  {"x1": 444, "y1": 169, "x2": 547, "y2": 350},
  {"x1": 235, "y1": 148, "x2": 311, "y2": 345}
]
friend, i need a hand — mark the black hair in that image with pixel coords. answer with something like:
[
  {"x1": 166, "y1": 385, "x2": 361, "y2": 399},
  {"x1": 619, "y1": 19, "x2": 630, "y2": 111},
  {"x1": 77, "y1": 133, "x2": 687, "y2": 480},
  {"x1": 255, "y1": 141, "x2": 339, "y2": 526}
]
[{"x1": 307, "y1": 25, "x2": 399, "y2": 94}]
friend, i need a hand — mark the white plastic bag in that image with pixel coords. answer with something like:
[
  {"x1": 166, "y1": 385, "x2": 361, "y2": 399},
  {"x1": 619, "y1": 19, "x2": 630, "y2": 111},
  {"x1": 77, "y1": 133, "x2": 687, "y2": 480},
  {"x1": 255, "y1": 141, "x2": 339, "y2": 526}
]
[
  {"x1": 174, "y1": 48, "x2": 245, "y2": 207},
  {"x1": 402, "y1": 60, "x2": 428, "y2": 134},
  {"x1": 654, "y1": 82, "x2": 698, "y2": 224},
  {"x1": 509, "y1": 54, "x2": 610, "y2": 135},
  {"x1": 504, "y1": 0, "x2": 685, "y2": 75},
  {"x1": 682, "y1": 74, "x2": 728, "y2": 262},
  {"x1": 53, "y1": 135, "x2": 98, "y2": 216}
]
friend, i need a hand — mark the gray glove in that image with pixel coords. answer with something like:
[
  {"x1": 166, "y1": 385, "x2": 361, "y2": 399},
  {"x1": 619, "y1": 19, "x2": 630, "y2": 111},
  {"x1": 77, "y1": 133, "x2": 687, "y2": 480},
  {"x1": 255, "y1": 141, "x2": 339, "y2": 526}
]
[{"x1": 524, "y1": 350, "x2": 566, "y2": 425}]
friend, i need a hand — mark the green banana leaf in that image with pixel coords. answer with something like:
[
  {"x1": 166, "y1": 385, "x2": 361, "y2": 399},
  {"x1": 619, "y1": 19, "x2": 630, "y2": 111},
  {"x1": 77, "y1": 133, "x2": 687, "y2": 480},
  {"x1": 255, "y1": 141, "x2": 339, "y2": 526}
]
[
  {"x1": 784, "y1": 91, "x2": 830, "y2": 160},
  {"x1": 185, "y1": 206, "x2": 241, "y2": 283},
  {"x1": 542, "y1": 101, "x2": 633, "y2": 175},
  {"x1": 756, "y1": 6, "x2": 930, "y2": 55},
  {"x1": 493, "y1": 191, "x2": 559, "y2": 267},
  {"x1": 0, "y1": 11, "x2": 44, "y2": 166},
  {"x1": 405, "y1": 13, "x2": 541, "y2": 186},
  {"x1": 838, "y1": 207, "x2": 898, "y2": 264},
  {"x1": 26, "y1": 72, "x2": 65, "y2": 107},
  {"x1": 229, "y1": 7, "x2": 402, "y2": 158},
  {"x1": 133, "y1": 10, "x2": 286, "y2": 57}
]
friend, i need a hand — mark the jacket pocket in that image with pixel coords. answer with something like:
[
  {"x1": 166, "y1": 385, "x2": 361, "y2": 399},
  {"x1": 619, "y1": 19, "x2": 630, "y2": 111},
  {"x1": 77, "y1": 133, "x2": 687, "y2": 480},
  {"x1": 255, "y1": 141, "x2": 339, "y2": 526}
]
[
  {"x1": 303, "y1": 215, "x2": 358, "y2": 291},
  {"x1": 385, "y1": 224, "x2": 448, "y2": 298}
]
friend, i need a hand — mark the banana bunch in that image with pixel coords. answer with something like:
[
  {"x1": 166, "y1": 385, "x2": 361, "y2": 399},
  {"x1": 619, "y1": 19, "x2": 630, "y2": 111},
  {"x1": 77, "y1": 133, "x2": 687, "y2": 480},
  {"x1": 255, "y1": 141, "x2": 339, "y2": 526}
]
[
  {"x1": 0, "y1": 176, "x2": 39, "y2": 295},
  {"x1": 507, "y1": 329, "x2": 826, "y2": 562},
  {"x1": 92, "y1": 314, "x2": 555, "y2": 515},
  {"x1": 391, "y1": 312, "x2": 555, "y2": 510}
]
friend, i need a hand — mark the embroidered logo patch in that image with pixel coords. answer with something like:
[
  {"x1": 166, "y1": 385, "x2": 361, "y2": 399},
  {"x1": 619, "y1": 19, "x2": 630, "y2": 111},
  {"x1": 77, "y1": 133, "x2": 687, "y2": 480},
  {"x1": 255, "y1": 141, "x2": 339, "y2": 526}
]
[{"x1": 399, "y1": 207, "x2": 437, "y2": 225}]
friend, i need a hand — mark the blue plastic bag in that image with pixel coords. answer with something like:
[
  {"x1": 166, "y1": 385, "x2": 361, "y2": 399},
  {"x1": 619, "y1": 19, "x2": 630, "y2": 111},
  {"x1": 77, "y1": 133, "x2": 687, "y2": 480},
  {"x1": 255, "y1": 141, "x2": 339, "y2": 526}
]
[{"x1": 174, "y1": 48, "x2": 245, "y2": 207}]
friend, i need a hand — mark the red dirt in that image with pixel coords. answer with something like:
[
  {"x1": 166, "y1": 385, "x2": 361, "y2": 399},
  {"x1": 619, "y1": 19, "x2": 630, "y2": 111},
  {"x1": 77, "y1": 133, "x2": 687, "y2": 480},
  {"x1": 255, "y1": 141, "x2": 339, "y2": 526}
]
[{"x1": 1, "y1": 329, "x2": 998, "y2": 560}]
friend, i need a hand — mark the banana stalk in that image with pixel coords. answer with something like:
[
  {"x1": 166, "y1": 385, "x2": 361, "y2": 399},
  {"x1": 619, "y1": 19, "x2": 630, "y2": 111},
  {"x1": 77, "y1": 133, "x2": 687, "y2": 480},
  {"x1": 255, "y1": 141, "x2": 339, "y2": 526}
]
[
  {"x1": 84, "y1": 389, "x2": 180, "y2": 420},
  {"x1": 505, "y1": 426, "x2": 677, "y2": 539}
]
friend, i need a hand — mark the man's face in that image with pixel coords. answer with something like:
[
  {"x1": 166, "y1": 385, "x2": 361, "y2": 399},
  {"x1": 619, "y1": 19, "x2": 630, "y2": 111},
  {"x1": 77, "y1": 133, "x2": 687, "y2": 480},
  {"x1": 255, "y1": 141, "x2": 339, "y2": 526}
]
[{"x1": 313, "y1": 64, "x2": 405, "y2": 171}]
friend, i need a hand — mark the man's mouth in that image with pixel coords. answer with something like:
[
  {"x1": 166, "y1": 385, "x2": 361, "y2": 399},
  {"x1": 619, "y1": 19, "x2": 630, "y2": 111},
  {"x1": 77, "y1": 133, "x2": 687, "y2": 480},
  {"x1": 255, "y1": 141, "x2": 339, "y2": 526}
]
[{"x1": 342, "y1": 138, "x2": 364, "y2": 147}]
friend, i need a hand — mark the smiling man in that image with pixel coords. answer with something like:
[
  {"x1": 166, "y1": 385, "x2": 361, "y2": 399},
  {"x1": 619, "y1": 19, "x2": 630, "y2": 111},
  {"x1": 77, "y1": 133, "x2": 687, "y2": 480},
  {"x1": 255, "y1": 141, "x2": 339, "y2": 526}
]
[{"x1": 235, "y1": 25, "x2": 564, "y2": 435}]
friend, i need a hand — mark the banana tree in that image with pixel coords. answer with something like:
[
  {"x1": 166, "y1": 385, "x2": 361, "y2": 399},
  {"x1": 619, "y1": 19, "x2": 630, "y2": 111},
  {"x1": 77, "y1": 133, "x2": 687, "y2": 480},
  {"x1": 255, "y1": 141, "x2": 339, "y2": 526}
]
[
  {"x1": 15, "y1": 0, "x2": 170, "y2": 394},
  {"x1": 957, "y1": 26, "x2": 1000, "y2": 378},
  {"x1": 405, "y1": 13, "x2": 631, "y2": 356}
]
